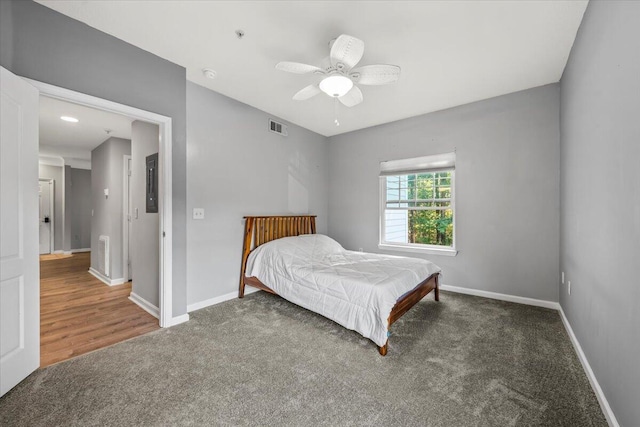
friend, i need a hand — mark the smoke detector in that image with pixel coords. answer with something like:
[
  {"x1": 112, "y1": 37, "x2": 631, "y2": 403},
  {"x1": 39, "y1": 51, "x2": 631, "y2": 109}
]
[{"x1": 202, "y1": 68, "x2": 217, "y2": 79}]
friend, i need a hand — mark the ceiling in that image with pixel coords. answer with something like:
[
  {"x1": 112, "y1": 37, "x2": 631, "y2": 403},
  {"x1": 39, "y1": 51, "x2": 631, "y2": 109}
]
[
  {"x1": 37, "y1": 1, "x2": 588, "y2": 137},
  {"x1": 39, "y1": 96, "x2": 133, "y2": 168}
]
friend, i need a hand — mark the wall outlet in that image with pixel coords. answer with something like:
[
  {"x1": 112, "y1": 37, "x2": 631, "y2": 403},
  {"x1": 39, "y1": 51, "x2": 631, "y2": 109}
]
[
  {"x1": 358, "y1": 247, "x2": 364, "y2": 252},
  {"x1": 193, "y1": 208, "x2": 205, "y2": 220},
  {"x1": 561, "y1": 271, "x2": 565, "y2": 284},
  {"x1": 568, "y1": 280, "x2": 571, "y2": 295}
]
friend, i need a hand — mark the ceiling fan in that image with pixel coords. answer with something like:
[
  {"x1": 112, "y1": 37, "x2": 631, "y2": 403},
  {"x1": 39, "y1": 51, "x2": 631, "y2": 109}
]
[{"x1": 275, "y1": 34, "x2": 401, "y2": 108}]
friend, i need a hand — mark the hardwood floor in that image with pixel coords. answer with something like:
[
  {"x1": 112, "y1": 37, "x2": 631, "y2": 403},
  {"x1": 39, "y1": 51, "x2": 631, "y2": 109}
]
[{"x1": 40, "y1": 252, "x2": 159, "y2": 367}]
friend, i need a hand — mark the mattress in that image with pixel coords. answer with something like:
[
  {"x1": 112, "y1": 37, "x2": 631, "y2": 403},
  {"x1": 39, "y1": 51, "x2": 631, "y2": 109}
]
[{"x1": 245, "y1": 234, "x2": 441, "y2": 347}]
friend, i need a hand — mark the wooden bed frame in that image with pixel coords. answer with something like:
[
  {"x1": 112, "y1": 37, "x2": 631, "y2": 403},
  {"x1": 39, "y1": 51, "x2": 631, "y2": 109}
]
[{"x1": 238, "y1": 215, "x2": 439, "y2": 356}]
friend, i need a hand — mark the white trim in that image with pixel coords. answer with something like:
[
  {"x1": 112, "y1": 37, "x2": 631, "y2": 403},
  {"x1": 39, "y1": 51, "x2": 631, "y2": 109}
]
[
  {"x1": 378, "y1": 243, "x2": 458, "y2": 256},
  {"x1": 122, "y1": 155, "x2": 132, "y2": 283},
  {"x1": 165, "y1": 313, "x2": 190, "y2": 327},
  {"x1": 187, "y1": 287, "x2": 261, "y2": 313},
  {"x1": 62, "y1": 251, "x2": 72, "y2": 255},
  {"x1": 26, "y1": 78, "x2": 174, "y2": 328},
  {"x1": 158, "y1": 119, "x2": 173, "y2": 328},
  {"x1": 52, "y1": 250, "x2": 64, "y2": 254},
  {"x1": 129, "y1": 292, "x2": 159, "y2": 319},
  {"x1": 88, "y1": 267, "x2": 125, "y2": 286},
  {"x1": 70, "y1": 248, "x2": 90, "y2": 253},
  {"x1": 559, "y1": 307, "x2": 619, "y2": 427},
  {"x1": 440, "y1": 284, "x2": 560, "y2": 310}
]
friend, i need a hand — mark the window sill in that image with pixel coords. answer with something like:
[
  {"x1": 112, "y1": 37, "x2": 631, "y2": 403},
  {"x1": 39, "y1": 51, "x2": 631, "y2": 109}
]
[{"x1": 378, "y1": 243, "x2": 458, "y2": 257}]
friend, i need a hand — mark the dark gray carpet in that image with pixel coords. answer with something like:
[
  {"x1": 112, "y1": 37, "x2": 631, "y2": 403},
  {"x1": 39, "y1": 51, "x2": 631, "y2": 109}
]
[{"x1": 0, "y1": 291, "x2": 606, "y2": 426}]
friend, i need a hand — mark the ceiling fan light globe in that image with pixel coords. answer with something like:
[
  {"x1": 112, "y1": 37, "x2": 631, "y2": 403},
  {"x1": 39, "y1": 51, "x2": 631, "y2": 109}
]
[{"x1": 319, "y1": 75, "x2": 353, "y2": 98}]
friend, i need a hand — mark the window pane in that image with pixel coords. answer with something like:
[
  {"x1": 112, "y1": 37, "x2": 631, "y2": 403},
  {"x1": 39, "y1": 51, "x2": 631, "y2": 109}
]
[
  {"x1": 383, "y1": 209, "x2": 409, "y2": 243},
  {"x1": 383, "y1": 170, "x2": 454, "y2": 248},
  {"x1": 407, "y1": 209, "x2": 453, "y2": 246}
]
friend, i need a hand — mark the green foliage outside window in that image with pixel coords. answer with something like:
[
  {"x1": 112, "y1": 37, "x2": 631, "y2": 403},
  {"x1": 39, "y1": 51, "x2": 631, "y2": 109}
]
[
  {"x1": 407, "y1": 172, "x2": 453, "y2": 246},
  {"x1": 386, "y1": 171, "x2": 454, "y2": 247},
  {"x1": 408, "y1": 209, "x2": 453, "y2": 246}
]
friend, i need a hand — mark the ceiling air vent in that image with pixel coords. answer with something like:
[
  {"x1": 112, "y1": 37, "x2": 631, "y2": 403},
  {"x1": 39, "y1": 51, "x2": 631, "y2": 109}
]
[{"x1": 268, "y1": 119, "x2": 288, "y2": 136}]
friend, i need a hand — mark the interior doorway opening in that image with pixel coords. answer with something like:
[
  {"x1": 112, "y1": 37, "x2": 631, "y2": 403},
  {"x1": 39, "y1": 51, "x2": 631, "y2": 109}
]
[
  {"x1": 28, "y1": 78, "x2": 175, "y2": 327},
  {"x1": 31, "y1": 80, "x2": 175, "y2": 366}
]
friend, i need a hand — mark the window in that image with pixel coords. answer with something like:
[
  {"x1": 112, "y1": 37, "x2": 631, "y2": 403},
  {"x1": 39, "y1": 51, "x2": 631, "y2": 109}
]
[{"x1": 379, "y1": 153, "x2": 456, "y2": 255}]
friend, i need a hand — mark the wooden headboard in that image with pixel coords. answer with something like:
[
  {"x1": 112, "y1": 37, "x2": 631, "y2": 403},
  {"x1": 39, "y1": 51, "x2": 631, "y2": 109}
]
[{"x1": 239, "y1": 216, "x2": 316, "y2": 297}]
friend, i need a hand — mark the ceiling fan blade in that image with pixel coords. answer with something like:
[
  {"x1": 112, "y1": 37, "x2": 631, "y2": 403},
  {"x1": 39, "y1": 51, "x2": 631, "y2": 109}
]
[
  {"x1": 338, "y1": 86, "x2": 363, "y2": 107},
  {"x1": 276, "y1": 61, "x2": 324, "y2": 74},
  {"x1": 330, "y1": 35, "x2": 364, "y2": 71},
  {"x1": 293, "y1": 84, "x2": 321, "y2": 101},
  {"x1": 350, "y1": 64, "x2": 401, "y2": 85}
]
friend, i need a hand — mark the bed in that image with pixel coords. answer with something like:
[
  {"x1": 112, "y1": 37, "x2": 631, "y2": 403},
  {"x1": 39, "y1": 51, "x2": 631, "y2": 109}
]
[{"x1": 239, "y1": 215, "x2": 441, "y2": 355}]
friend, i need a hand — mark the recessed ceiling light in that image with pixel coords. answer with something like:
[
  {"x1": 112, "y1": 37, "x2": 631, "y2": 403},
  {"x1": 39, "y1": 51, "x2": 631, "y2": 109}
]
[
  {"x1": 202, "y1": 68, "x2": 217, "y2": 79},
  {"x1": 60, "y1": 116, "x2": 79, "y2": 123}
]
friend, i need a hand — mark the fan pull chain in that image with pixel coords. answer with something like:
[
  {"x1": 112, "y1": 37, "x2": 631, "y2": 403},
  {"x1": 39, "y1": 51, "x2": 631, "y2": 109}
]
[{"x1": 334, "y1": 97, "x2": 340, "y2": 127}]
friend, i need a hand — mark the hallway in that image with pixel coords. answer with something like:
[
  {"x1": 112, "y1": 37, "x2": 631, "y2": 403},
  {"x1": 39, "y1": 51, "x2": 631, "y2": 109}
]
[{"x1": 40, "y1": 252, "x2": 159, "y2": 367}]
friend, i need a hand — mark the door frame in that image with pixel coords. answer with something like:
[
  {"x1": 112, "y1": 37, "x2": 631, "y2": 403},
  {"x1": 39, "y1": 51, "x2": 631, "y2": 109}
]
[
  {"x1": 122, "y1": 155, "x2": 132, "y2": 283},
  {"x1": 26, "y1": 78, "x2": 175, "y2": 328},
  {"x1": 38, "y1": 178, "x2": 55, "y2": 254}
]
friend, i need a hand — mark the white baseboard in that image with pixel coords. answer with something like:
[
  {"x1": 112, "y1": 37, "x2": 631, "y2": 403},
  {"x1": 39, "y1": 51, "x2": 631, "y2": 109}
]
[
  {"x1": 559, "y1": 307, "x2": 619, "y2": 427},
  {"x1": 128, "y1": 292, "x2": 160, "y2": 319},
  {"x1": 71, "y1": 247, "x2": 90, "y2": 253},
  {"x1": 53, "y1": 250, "x2": 64, "y2": 254},
  {"x1": 129, "y1": 293, "x2": 189, "y2": 327},
  {"x1": 187, "y1": 287, "x2": 261, "y2": 313},
  {"x1": 63, "y1": 251, "x2": 72, "y2": 255},
  {"x1": 88, "y1": 267, "x2": 125, "y2": 286},
  {"x1": 439, "y1": 284, "x2": 560, "y2": 310},
  {"x1": 166, "y1": 313, "x2": 190, "y2": 327}
]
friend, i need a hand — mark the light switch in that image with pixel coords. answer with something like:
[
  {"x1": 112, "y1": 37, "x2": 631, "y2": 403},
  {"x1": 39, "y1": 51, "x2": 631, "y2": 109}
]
[{"x1": 193, "y1": 208, "x2": 205, "y2": 220}]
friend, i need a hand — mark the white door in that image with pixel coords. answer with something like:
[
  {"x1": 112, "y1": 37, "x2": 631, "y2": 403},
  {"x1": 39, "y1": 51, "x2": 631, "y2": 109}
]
[
  {"x1": 0, "y1": 66, "x2": 40, "y2": 396},
  {"x1": 39, "y1": 180, "x2": 53, "y2": 254}
]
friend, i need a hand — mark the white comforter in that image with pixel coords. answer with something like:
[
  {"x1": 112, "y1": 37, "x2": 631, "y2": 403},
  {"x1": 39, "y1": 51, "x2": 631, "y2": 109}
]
[{"x1": 246, "y1": 234, "x2": 441, "y2": 347}]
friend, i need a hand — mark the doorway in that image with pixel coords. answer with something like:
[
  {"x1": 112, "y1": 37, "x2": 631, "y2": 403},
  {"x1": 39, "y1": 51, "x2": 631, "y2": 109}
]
[
  {"x1": 37, "y1": 96, "x2": 165, "y2": 366},
  {"x1": 38, "y1": 179, "x2": 54, "y2": 255},
  {"x1": 27, "y1": 77, "x2": 176, "y2": 327},
  {"x1": 32, "y1": 81, "x2": 177, "y2": 366}
]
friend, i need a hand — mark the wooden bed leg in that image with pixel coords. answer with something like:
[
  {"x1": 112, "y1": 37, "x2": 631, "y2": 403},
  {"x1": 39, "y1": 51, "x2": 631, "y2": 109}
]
[
  {"x1": 239, "y1": 218, "x2": 254, "y2": 299},
  {"x1": 434, "y1": 274, "x2": 440, "y2": 302},
  {"x1": 239, "y1": 277, "x2": 246, "y2": 299},
  {"x1": 378, "y1": 342, "x2": 388, "y2": 356}
]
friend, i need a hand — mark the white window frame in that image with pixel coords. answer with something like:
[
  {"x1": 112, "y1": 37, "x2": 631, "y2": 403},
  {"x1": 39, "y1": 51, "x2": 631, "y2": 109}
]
[{"x1": 378, "y1": 155, "x2": 457, "y2": 257}]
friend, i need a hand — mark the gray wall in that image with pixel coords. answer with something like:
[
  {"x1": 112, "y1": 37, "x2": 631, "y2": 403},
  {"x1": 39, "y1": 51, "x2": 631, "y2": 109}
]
[
  {"x1": 328, "y1": 84, "x2": 560, "y2": 302},
  {"x1": 131, "y1": 121, "x2": 160, "y2": 307},
  {"x1": 91, "y1": 137, "x2": 131, "y2": 279},
  {"x1": 38, "y1": 164, "x2": 63, "y2": 251},
  {"x1": 186, "y1": 82, "x2": 328, "y2": 306},
  {"x1": 69, "y1": 168, "x2": 92, "y2": 250},
  {"x1": 0, "y1": 0, "x2": 187, "y2": 316},
  {"x1": 560, "y1": 1, "x2": 640, "y2": 426}
]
